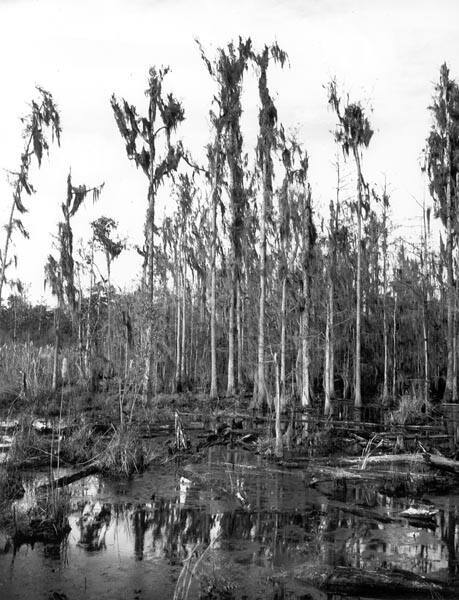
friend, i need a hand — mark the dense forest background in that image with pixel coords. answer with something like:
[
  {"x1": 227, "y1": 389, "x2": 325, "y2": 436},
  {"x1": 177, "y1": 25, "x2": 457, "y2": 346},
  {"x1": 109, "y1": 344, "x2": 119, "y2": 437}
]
[{"x1": 0, "y1": 40, "x2": 457, "y2": 416}]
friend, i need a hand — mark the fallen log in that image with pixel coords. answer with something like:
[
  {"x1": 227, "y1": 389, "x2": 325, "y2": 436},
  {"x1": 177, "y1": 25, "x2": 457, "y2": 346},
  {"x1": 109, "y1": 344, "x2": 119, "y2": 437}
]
[
  {"x1": 292, "y1": 565, "x2": 454, "y2": 598},
  {"x1": 37, "y1": 465, "x2": 99, "y2": 492},
  {"x1": 341, "y1": 453, "x2": 425, "y2": 467},
  {"x1": 423, "y1": 452, "x2": 459, "y2": 474}
]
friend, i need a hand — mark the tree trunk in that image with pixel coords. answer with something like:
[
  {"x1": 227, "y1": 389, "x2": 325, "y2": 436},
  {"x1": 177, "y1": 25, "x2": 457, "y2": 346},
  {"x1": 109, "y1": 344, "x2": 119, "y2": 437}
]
[
  {"x1": 324, "y1": 290, "x2": 331, "y2": 416},
  {"x1": 210, "y1": 179, "x2": 218, "y2": 400},
  {"x1": 392, "y1": 288, "x2": 398, "y2": 400},
  {"x1": 175, "y1": 270, "x2": 181, "y2": 392},
  {"x1": 106, "y1": 254, "x2": 112, "y2": 365},
  {"x1": 226, "y1": 156, "x2": 236, "y2": 397},
  {"x1": 227, "y1": 270, "x2": 236, "y2": 396},
  {"x1": 329, "y1": 279, "x2": 336, "y2": 399},
  {"x1": 180, "y1": 262, "x2": 186, "y2": 386},
  {"x1": 52, "y1": 303, "x2": 61, "y2": 392},
  {"x1": 422, "y1": 200, "x2": 429, "y2": 404},
  {"x1": 274, "y1": 353, "x2": 283, "y2": 458},
  {"x1": 256, "y1": 161, "x2": 268, "y2": 409},
  {"x1": 423, "y1": 302, "x2": 429, "y2": 405},
  {"x1": 353, "y1": 148, "x2": 363, "y2": 415},
  {"x1": 382, "y1": 202, "x2": 389, "y2": 406},
  {"x1": 237, "y1": 281, "x2": 243, "y2": 391},
  {"x1": 85, "y1": 238, "x2": 95, "y2": 383},
  {"x1": 301, "y1": 192, "x2": 312, "y2": 409},
  {"x1": 142, "y1": 142, "x2": 157, "y2": 402},
  {"x1": 301, "y1": 294, "x2": 311, "y2": 408},
  {"x1": 444, "y1": 80, "x2": 455, "y2": 403},
  {"x1": 280, "y1": 276, "x2": 287, "y2": 407}
]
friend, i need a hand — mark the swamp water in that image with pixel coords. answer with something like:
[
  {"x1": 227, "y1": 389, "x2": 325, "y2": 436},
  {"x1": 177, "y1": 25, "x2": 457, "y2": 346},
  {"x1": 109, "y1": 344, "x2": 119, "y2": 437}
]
[{"x1": 0, "y1": 446, "x2": 458, "y2": 600}]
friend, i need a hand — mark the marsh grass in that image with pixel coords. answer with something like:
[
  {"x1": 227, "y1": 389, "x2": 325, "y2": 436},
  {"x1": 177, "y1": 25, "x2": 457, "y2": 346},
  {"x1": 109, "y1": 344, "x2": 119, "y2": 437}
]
[
  {"x1": 59, "y1": 421, "x2": 102, "y2": 465},
  {"x1": 98, "y1": 426, "x2": 147, "y2": 476},
  {"x1": 7, "y1": 418, "x2": 48, "y2": 466},
  {"x1": 391, "y1": 393, "x2": 432, "y2": 426}
]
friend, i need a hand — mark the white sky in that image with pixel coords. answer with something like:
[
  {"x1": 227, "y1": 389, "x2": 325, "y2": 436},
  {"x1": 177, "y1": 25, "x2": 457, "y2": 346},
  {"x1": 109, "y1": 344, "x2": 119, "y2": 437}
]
[{"x1": 0, "y1": 0, "x2": 457, "y2": 302}]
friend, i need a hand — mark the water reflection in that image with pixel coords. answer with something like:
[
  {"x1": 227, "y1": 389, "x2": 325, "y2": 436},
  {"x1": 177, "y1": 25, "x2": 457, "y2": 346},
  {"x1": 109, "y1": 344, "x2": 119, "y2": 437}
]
[{"x1": 0, "y1": 448, "x2": 458, "y2": 599}]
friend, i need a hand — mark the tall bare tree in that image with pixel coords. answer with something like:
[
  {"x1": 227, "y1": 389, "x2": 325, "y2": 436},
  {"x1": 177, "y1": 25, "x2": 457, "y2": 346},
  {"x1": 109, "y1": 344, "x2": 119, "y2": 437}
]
[
  {"x1": 111, "y1": 68, "x2": 185, "y2": 400},
  {"x1": 252, "y1": 43, "x2": 287, "y2": 409},
  {"x1": 328, "y1": 80, "x2": 373, "y2": 414},
  {"x1": 198, "y1": 38, "x2": 252, "y2": 397},
  {"x1": 197, "y1": 40, "x2": 228, "y2": 401}
]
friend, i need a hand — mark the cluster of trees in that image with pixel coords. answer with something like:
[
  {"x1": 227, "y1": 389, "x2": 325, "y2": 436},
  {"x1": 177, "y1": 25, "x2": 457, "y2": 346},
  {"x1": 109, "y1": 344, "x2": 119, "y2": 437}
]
[{"x1": 1, "y1": 40, "x2": 458, "y2": 413}]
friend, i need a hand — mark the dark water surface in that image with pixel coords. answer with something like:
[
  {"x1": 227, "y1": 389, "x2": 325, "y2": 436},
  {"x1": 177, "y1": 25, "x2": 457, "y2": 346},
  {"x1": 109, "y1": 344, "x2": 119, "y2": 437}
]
[{"x1": 0, "y1": 446, "x2": 458, "y2": 599}]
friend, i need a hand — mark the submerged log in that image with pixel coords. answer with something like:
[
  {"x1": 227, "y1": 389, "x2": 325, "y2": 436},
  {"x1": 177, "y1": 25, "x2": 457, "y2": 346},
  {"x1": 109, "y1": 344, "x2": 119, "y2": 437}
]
[{"x1": 293, "y1": 565, "x2": 454, "y2": 598}]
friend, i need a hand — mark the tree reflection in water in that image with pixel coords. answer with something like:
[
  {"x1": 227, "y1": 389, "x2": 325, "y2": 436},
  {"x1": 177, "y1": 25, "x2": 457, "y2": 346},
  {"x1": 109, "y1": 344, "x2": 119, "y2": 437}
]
[{"x1": 1, "y1": 451, "x2": 458, "y2": 599}]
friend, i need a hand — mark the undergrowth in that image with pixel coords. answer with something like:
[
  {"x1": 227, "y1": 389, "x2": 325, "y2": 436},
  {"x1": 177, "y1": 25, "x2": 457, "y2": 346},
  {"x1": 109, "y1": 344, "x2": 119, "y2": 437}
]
[{"x1": 390, "y1": 393, "x2": 432, "y2": 426}]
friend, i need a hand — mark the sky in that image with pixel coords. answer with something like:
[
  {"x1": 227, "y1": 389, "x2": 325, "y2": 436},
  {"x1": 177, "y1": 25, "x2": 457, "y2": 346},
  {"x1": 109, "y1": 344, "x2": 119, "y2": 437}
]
[{"x1": 0, "y1": 0, "x2": 458, "y2": 303}]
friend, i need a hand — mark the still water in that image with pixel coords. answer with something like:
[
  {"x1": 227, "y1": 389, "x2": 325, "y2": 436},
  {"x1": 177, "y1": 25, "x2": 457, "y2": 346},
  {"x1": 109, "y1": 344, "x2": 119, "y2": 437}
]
[{"x1": 0, "y1": 447, "x2": 458, "y2": 599}]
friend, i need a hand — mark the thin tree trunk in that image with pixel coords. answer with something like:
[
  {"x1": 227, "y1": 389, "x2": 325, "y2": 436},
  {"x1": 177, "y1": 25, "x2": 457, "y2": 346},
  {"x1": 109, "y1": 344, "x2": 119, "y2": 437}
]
[
  {"x1": 444, "y1": 79, "x2": 455, "y2": 403},
  {"x1": 422, "y1": 200, "x2": 430, "y2": 404},
  {"x1": 210, "y1": 179, "x2": 218, "y2": 400},
  {"x1": 226, "y1": 155, "x2": 236, "y2": 397},
  {"x1": 180, "y1": 263, "x2": 186, "y2": 385},
  {"x1": 343, "y1": 349, "x2": 350, "y2": 405},
  {"x1": 392, "y1": 288, "x2": 397, "y2": 400},
  {"x1": 175, "y1": 272, "x2": 181, "y2": 392},
  {"x1": 295, "y1": 341, "x2": 302, "y2": 398},
  {"x1": 301, "y1": 294, "x2": 310, "y2": 408},
  {"x1": 256, "y1": 161, "x2": 267, "y2": 409},
  {"x1": 454, "y1": 290, "x2": 458, "y2": 402},
  {"x1": 324, "y1": 292, "x2": 331, "y2": 416},
  {"x1": 446, "y1": 190, "x2": 455, "y2": 401},
  {"x1": 237, "y1": 281, "x2": 243, "y2": 391},
  {"x1": 301, "y1": 193, "x2": 312, "y2": 409},
  {"x1": 280, "y1": 276, "x2": 287, "y2": 407},
  {"x1": 227, "y1": 270, "x2": 236, "y2": 396},
  {"x1": 329, "y1": 279, "x2": 335, "y2": 399},
  {"x1": 52, "y1": 303, "x2": 61, "y2": 392},
  {"x1": 142, "y1": 101, "x2": 158, "y2": 403},
  {"x1": 189, "y1": 294, "x2": 194, "y2": 387},
  {"x1": 106, "y1": 254, "x2": 112, "y2": 365},
  {"x1": 85, "y1": 238, "x2": 94, "y2": 382},
  {"x1": 353, "y1": 148, "x2": 363, "y2": 415},
  {"x1": 143, "y1": 222, "x2": 155, "y2": 400},
  {"x1": 423, "y1": 303, "x2": 429, "y2": 404},
  {"x1": 274, "y1": 352, "x2": 283, "y2": 458}
]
